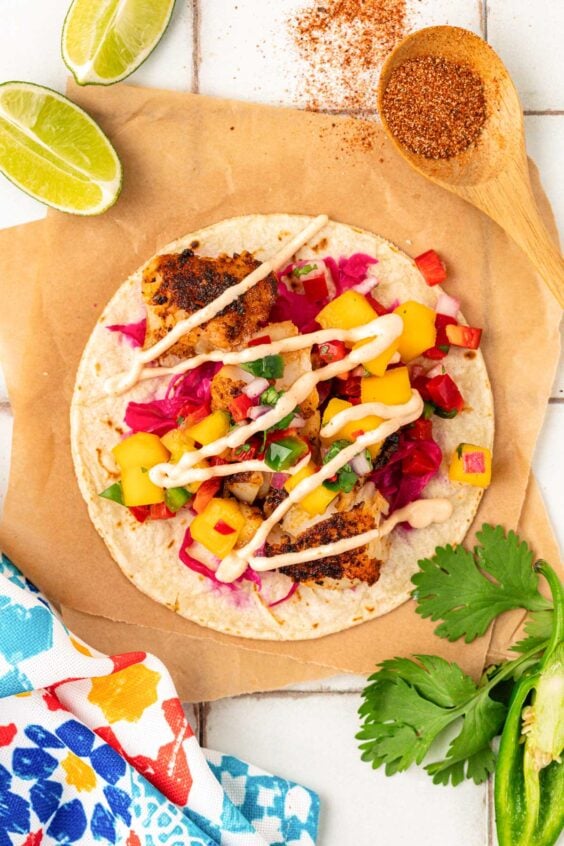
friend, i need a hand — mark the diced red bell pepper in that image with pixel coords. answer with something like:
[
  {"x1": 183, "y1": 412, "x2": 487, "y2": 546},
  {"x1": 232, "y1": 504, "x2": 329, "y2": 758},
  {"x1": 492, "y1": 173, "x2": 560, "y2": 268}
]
[
  {"x1": 424, "y1": 314, "x2": 457, "y2": 360},
  {"x1": 414, "y1": 249, "x2": 447, "y2": 286},
  {"x1": 248, "y1": 334, "x2": 271, "y2": 347},
  {"x1": 149, "y1": 503, "x2": 176, "y2": 520},
  {"x1": 193, "y1": 478, "x2": 221, "y2": 514},
  {"x1": 340, "y1": 374, "x2": 361, "y2": 402},
  {"x1": 403, "y1": 447, "x2": 439, "y2": 476},
  {"x1": 182, "y1": 405, "x2": 209, "y2": 427},
  {"x1": 303, "y1": 274, "x2": 329, "y2": 303},
  {"x1": 445, "y1": 324, "x2": 482, "y2": 350},
  {"x1": 228, "y1": 393, "x2": 254, "y2": 422},
  {"x1": 365, "y1": 293, "x2": 388, "y2": 316},
  {"x1": 214, "y1": 519, "x2": 236, "y2": 535},
  {"x1": 408, "y1": 418, "x2": 433, "y2": 440},
  {"x1": 209, "y1": 456, "x2": 228, "y2": 466},
  {"x1": 410, "y1": 374, "x2": 432, "y2": 402},
  {"x1": 317, "y1": 340, "x2": 347, "y2": 365},
  {"x1": 128, "y1": 505, "x2": 150, "y2": 523},
  {"x1": 427, "y1": 374, "x2": 464, "y2": 412},
  {"x1": 232, "y1": 436, "x2": 262, "y2": 461},
  {"x1": 350, "y1": 429, "x2": 365, "y2": 439}
]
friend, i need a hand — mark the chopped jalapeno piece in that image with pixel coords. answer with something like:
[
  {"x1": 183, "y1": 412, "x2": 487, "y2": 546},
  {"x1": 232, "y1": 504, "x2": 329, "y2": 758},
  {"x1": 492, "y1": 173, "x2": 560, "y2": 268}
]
[
  {"x1": 241, "y1": 354, "x2": 284, "y2": 379},
  {"x1": 260, "y1": 386, "x2": 283, "y2": 406},
  {"x1": 265, "y1": 437, "x2": 308, "y2": 471},
  {"x1": 99, "y1": 482, "x2": 124, "y2": 505},
  {"x1": 164, "y1": 486, "x2": 192, "y2": 512}
]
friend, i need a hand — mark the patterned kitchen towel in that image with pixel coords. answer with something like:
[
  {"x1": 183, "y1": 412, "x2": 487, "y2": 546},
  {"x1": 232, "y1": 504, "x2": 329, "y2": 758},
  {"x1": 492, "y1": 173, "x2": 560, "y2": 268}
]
[{"x1": 0, "y1": 555, "x2": 320, "y2": 845}]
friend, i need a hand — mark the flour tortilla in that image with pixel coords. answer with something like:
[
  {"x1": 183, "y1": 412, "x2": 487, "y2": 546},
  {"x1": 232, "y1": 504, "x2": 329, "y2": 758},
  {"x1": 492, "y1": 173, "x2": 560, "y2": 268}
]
[{"x1": 71, "y1": 214, "x2": 494, "y2": 640}]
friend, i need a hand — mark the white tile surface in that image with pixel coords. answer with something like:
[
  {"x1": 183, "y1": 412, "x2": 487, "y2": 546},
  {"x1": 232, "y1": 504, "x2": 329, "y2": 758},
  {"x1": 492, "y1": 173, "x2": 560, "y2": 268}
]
[
  {"x1": 487, "y1": 0, "x2": 564, "y2": 112},
  {"x1": 199, "y1": 0, "x2": 482, "y2": 110},
  {"x1": 205, "y1": 693, "x2": 489, "y2": 846}
]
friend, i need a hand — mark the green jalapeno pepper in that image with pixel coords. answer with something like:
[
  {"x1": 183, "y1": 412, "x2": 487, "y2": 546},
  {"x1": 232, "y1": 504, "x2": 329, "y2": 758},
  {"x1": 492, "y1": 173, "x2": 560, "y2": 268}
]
[{"x1": 495, "y1": 561, "x2": 564, "y2": 846}]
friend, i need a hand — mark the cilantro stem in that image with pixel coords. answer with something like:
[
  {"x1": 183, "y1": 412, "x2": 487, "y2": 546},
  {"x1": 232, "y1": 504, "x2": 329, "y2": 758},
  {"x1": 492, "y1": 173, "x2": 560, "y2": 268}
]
[{"x1": 533, "y1": 561, "x2": 564, "y2": 668}]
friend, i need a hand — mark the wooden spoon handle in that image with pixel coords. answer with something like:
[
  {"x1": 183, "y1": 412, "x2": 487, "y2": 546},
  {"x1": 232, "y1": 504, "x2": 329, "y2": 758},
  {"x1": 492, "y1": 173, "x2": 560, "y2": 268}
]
[{"x1": 465, "y1": 165, "x2": 564, "y2": 309}]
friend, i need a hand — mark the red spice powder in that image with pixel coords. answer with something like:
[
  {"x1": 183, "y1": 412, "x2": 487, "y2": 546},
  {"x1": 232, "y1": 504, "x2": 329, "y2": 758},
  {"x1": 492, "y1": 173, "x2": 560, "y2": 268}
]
[
  {"x1": 290, "y1": 0, "x2": 407, "y2": 113},
  {"x1": 382, "y1": 55, "x2": 487, "y2": 159}
]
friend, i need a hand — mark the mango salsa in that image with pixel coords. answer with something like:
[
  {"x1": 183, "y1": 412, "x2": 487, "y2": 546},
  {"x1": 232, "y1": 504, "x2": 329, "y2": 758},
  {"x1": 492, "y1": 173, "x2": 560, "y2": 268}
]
[
  {"x1": 449, "y1": 443, "x2": 492, "y2": 488},
  {"x1": 190, "y1": 498, "x2": 246, "y2": 558},
  {"x1": 316, "y1": 290, "x2": 378, "y2": 330},
  {"x1": 361, "y1": 366, "x2": 411, "y2": 406},
  {"x1": 322, "y1": 397, "x2": 382, "y2": 458},
  {"x1": 354, "y1": 336, "x2": 400, "y2": 376},
  {"x1": 284, "y1": 462, "x2": 316, "y2": 493},
  {"x1": 186, "y1": 410, "x2": 230, "y2": 446},
  {"x1": 112, "y1": 432, "x2": 170, "y2": 471},
  {"x1": 300, "y1": 484, "x2": 338, "y2": 516},
  {"x1": 160, "y1": 429, "x2": 195, "y2": 463},
  {"x1": 393, "y1": 301, "x2": 436, "y2": 362},
  {"x1": 121, "y1": 466, "x2": 165, "y2": 506}
]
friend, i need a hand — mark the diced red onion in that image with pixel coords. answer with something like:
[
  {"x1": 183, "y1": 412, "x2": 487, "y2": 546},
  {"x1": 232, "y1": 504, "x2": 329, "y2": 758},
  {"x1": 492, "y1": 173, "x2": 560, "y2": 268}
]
[
  {"x1": 271, "y1": 472, "x2": 290, "y2": 489},
  {"x1": 243, "y1": 377, "x2": 270, "y2": 398},
  {"x1": 352, "y1": 275, "x2": 378, "y2": 295},
  {"x1": 291, "y1": 416, "x2": 306, "y2": 428},
  {"x1": 351, "y1": 452, "x2": 371, "y2": 476},
  {"x1": 411, "y1": 364, "x2": 425, "y2": 380},
  {"x1": 436, "y1": 293, "x2": 460, "y2": 317},
  {"x1": 248, "y1": 405, "x2": 270, "y2": 420},
  {"x1": 352, "y1": 365, "x2": 365, "y2": 377},
  {"x1": 426, "y1": 363, "x2": 445, "y2": 379}
]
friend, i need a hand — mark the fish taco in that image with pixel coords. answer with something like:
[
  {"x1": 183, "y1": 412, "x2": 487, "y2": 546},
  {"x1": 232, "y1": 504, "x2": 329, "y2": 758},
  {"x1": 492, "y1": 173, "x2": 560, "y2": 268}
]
[{"x1": 71, "y1": 214, "x2": 494, "y2": 640}]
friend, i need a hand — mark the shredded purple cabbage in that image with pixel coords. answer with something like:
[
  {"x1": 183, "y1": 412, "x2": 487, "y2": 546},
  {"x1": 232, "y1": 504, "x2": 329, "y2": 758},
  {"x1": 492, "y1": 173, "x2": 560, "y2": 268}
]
[
  {"x1": 124, "y1": 361, "x2": 220, "y2": 436},
  {"x1": 371, "y1": 435, "x2": 442, "y2": 514},
  {"x1": 270, "y1": 279, "x2": 322, "y2": 332},
  {"x1": 106, "y1": 318, "x2": 147, "y2": 347},
  {"x1": 324, "y1": 253, "x2": 378, "y2": 294}
]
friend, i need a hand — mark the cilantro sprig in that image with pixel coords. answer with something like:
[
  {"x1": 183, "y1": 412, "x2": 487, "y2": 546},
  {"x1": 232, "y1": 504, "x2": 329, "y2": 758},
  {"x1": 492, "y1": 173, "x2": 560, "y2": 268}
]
[
  {"x1": 413, "y1": 525, "x2": 552, "y2": 643},
  {"x1": 358, "y1": 525, "x2": 561, "y2": 788}
]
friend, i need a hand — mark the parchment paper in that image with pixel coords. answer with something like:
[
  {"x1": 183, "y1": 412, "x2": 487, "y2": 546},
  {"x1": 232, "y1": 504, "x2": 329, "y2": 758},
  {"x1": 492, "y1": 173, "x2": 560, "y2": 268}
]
[{"x1": 0, "y1": 82, "x2": 560, "y2": 701}]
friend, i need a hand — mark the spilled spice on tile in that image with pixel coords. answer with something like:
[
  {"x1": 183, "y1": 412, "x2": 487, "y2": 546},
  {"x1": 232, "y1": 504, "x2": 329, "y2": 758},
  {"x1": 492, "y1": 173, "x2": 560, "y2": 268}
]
[
  {"x1": 381, "y1": 56, "x2": 487, "y2": 159},
  {"x1": 290, "y1": 0, "x2": 407, "y2": 114}
]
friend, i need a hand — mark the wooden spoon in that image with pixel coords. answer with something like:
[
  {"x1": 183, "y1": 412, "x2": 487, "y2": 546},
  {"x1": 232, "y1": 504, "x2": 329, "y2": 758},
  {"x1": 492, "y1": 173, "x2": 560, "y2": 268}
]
[{"x1": 377, "y1": 25, "x2": 564, "y2": 308}]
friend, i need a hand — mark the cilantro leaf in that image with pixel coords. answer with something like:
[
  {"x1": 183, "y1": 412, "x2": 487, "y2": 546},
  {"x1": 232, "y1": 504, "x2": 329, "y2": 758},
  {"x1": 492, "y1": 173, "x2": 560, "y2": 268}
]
[
  {"x1": 358, "y1": 655, "x2": 505, "y2": 782},
  {"x1": 425, "y1": 690, "x2": 505, "y2": 785},
  {"x1": 412, "y1": 525, "x2": 552, "y2": 643},
  {"x1": 511, "y1": 609, "x2": 554, "y2": 654}
]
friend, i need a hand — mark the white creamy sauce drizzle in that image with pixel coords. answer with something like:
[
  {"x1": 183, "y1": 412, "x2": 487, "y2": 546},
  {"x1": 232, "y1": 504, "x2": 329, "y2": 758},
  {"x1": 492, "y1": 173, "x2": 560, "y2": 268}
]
[
  {"x1": 149, "y1": 314, "x2": 403, "y2": 488},
  {"x1": 104, "y1": 215, "x2": 329, "y2": 396},
  {"x1": 104, "y1": 215, "x2": 453, "y2": 584},
  {"x1": 122, "y1": 320, "x2": 394, "y2": 387},
  {"x1": 249, "y1": 498, "x2": 454, "y2": 571},
  {"x1": 214, "y1": 391, "x2": 424, "y2": 583}
]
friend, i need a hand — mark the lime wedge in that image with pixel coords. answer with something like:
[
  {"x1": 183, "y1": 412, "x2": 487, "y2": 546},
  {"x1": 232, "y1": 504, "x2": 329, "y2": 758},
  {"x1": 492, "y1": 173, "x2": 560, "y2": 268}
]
[
  {"x1": 0, "y1": 82, "x2": 122, "y2": 215},
  {"x1": 62, "y1": 0, "x2": 176, "y2": 86}
]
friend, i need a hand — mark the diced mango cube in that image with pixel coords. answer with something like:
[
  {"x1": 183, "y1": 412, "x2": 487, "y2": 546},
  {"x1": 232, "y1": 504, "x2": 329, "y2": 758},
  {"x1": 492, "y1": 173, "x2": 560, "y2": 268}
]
[
  {"x1": 353, "y1": 337, "x2": 400, "y2": 376},
  {"x1": 190, "y1": 498, "x2": 246, "y2": 558},
  {"x1": 322, "y1": 397, "x2": 352, "y2": 426},
  {"x1": 160, "y1": 429, "x2": 195, "y2": 463},
  {"x1": 449, "y1": 443, "x2": 492, "y2": 488},
  {"x1": 316, "y1": 291, "x2": 377, "y2": 330},
  {"x1": 121, "y1": 466, "x2": 165, "y2": 506},
  {"x1": 393, "y1": 301, "x2": 436, "y2": 362},
  {"x1": 300, "y1": 484, "x2": 338, "y2": 516},
  {"x1": 284, "y1": 462, "x2": 316, "y2": 493},
  {"x1": 361, "y1": 366, "x2": 412, "y2": 406},
  {"x1": 186, "y1": 410, "x2": 230, "y2": 445},
  {"x1": 112, "y1": 432, "x2": 170, "y2": 471},
  {"x1": 321, "y1": 397, "x2": 381, "y2": 457}
]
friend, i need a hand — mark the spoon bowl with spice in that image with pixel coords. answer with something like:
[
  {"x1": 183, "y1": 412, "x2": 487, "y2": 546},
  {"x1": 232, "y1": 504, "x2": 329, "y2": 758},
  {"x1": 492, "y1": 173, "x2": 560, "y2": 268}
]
[{"x1": 378, "y1": 25, "x2": 564, "y2": 308}]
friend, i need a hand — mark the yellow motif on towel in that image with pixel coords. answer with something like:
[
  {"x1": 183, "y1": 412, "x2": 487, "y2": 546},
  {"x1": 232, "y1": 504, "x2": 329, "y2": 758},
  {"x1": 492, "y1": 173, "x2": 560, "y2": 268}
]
[
  {"x1": 61, "y1": 752, "x2": 96, "y2": 792},
  {"x1": 88, "y1": 664, "x2": 160, "y2": 723}
]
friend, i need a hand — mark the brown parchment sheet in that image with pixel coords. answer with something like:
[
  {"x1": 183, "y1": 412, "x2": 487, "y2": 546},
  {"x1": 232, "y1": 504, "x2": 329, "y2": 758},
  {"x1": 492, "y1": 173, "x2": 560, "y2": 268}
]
[{"x1": 0, "y1": 82, "x2": 561, "y2": 702}]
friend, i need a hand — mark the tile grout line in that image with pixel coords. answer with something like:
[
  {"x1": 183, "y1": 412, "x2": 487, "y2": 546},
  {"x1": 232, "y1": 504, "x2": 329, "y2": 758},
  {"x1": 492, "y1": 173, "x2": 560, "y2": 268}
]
[
  {"x1": 486, "y1": 776, "x2": 496, "y2": 845},
  {"x1": 481, "y1": 0, "x2": 488, "y2": 40},
  {"x1": 198, "y1": 702, "x2": 210, "y2": 747},
  {"x1": 191, "y1": 0, "x2": 200, "y2": 94}
]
